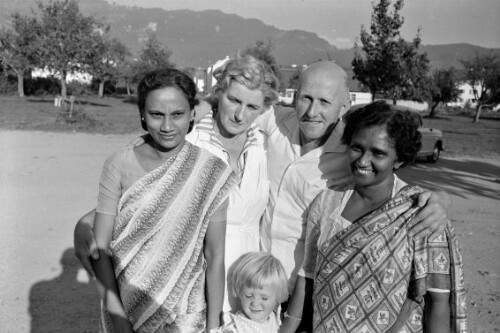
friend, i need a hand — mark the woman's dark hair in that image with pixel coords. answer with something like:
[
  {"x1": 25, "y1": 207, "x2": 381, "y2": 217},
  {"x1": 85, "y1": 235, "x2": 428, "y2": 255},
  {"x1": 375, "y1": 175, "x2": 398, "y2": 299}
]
[
  {"x1": 342, "y1": 101, "x2": 422, "y2": 166},
  {"x1": 137, "y1": 68, "x2": 199, "y2": 131}
]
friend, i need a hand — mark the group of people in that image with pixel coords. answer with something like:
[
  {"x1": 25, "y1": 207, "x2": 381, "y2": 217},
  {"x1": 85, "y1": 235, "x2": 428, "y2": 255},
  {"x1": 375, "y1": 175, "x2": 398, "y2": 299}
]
[{"x1": 73, "y1": 54, "x2": 467, "y2": 332}]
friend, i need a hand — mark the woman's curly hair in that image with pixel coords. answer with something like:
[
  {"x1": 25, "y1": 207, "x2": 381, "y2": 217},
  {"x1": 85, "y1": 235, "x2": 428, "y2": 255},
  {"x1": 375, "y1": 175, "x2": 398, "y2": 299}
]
[
  {"x1": 211, "y1": 54, "x2": 279, "y2": 107},
  {"x1": 342, "y1": 101, "x2": 422, "y2": 166}
]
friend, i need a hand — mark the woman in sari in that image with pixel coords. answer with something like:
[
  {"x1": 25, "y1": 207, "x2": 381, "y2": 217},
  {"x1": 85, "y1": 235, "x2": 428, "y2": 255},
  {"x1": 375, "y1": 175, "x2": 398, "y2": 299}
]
[
  {"x1": 91, "y1": 68, "x2": 238, "y2": 332},
  {"x1": 75, "y1": 55, "x2": 279, "y2": 314},
  {"x1": 281, "y1": 101, "x2": 467, "y2": 333}
]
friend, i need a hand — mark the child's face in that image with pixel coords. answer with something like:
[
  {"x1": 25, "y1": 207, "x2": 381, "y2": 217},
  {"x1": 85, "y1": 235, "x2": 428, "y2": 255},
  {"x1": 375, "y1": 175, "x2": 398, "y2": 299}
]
[{"x1": 240, "y1": 285, "x2": 278, "y2": 323}]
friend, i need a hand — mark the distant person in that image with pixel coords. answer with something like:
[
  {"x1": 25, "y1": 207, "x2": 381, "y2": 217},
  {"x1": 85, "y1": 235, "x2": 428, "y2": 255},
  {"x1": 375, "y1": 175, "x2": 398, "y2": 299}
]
[
  {"x1": 281, "y1": 101, "x2": 467, "y2": 333},
  {"x1": 75, "y1": 54, "x2": 279, "y2": 312},
  {"x1": 214, "y1": 252, "x2": 288, "y2": 333},
  {"x1": 90, "y1": 68, "x2": 237, "y2": 332}
]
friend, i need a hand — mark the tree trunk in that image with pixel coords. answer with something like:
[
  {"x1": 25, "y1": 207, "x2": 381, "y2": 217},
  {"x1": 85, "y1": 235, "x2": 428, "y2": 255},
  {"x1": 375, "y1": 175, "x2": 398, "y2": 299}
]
[
  {"x1": 17, "y1": 71, "x2": 25, "y2": 98},
  {"x1": 98, "y1": 81, "x2": 105, "y2": 98},
  {"x1": 61, "y1": 79, "x2": 67, "y2": 99},
  {"x1": 428, "y1": 101, "x2": 440, "y2": 118},
  {"x1": 126, "y1": 82, "x2": 131, "y2": 95},
  {"x1": 473, "y1": 104, "x2": 483, "y2": 123}
]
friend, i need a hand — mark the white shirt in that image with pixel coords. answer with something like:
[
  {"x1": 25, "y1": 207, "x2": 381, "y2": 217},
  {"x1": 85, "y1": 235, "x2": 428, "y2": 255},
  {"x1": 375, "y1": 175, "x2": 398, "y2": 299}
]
[
  {"x1": 255, "y1": 106, "x2": 351, "y2": 292},
  {"x1": 187, "y1": 115, "x2": 270, "y2": 310}
]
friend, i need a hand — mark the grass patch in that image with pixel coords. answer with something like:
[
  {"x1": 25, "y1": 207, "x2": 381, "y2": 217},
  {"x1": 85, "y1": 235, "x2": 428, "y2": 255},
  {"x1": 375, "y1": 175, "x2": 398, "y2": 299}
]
[
  {"x1": 1, "y1": 94, "x2": 499, "y2": 159},
  {"x1": 0, "y1": 94, "x2": 140, "y2": 134}
]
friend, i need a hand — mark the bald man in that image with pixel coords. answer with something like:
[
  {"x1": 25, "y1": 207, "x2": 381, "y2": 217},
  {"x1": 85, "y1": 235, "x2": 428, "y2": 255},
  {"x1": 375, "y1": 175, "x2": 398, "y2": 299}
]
[{"x1": 255, "y1": 62, "x2": 449, "y2": 330}]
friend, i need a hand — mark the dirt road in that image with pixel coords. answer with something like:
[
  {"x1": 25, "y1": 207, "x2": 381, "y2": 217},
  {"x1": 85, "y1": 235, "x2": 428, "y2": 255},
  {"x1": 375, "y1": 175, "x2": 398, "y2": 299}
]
[{"x1": 1, "y1": 130, "x2": 499, "y2": 332}]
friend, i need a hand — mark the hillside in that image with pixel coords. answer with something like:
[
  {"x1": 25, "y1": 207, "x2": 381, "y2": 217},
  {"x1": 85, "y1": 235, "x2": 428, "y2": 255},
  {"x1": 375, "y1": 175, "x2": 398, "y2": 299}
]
[{"x1": 1, "y1": 0, "x2": 499, "y2": 69}]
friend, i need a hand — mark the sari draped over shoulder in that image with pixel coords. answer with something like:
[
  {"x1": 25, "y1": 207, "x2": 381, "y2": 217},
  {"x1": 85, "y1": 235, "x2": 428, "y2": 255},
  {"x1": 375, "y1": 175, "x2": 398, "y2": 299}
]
[
  {"x1": 313, "y1": 185, "x2": 467, "y2": 333},
  {"x1": 101, "y1": 142, "x2": 238, "y2": 333}
]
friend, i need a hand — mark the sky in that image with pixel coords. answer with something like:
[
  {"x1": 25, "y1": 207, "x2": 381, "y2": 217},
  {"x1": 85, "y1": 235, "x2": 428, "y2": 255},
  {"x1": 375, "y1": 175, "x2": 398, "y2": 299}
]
[{"x1": 112, "y1": 0, "x2": 500, "y2": 49}]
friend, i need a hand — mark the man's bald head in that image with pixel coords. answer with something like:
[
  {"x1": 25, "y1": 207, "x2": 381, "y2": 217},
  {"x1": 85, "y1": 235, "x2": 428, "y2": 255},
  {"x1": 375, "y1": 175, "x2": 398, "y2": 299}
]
[
  {"x1": 295, "y1": 61, "x2": 350, "y2": 150},
  {"x1": 298, "y1": 61, "x2": 350, "y2": 103}
]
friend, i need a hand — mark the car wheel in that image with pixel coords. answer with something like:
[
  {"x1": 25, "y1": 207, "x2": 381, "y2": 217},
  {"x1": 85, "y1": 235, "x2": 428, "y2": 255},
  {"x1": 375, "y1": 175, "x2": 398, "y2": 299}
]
[{"x1": 427, "y1": 144, "x2": 440, "y2": 163}]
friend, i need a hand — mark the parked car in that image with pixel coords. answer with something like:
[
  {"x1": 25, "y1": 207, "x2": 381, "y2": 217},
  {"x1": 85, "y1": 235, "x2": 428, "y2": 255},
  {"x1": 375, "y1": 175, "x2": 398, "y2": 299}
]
[
  {"x1": 408, "y1": 110, "x2": 443, "y2": 163},
  {"x1": 346, "y1": 104, "x2": 444, "y2": 163}
]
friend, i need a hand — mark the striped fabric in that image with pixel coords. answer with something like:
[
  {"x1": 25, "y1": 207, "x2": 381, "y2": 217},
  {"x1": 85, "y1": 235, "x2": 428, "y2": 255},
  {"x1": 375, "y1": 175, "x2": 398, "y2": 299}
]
[
  {"x1": 102, "y1": 142, "x2": 238, "y2": 333},
  {"x1": 195, "y1": 115, "x2": 264, "y2": 178},
  {"x1": 313, "y1": 185, "x2": 467, "y2": 333}
]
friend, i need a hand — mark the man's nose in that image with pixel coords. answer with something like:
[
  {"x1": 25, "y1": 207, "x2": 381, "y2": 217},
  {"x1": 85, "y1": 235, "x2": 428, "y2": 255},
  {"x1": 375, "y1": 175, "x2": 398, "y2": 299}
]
[{"x1": 306, "y1": 100, "x2": 319, "y2": 117}]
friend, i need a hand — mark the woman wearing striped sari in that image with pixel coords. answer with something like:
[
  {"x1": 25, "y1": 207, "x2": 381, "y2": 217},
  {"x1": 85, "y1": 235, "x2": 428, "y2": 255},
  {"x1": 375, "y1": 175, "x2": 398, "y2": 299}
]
[{"x1": 90, "y1": 69, "x2": 238, "y2": 332}]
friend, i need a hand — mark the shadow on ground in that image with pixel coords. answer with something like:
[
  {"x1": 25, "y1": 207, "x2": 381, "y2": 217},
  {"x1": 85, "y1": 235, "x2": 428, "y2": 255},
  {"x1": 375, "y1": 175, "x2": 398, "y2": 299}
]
[
  {"x1": 397, "y1": 157, "x2": 500, "y2": 200},
  {"x1": 29, "y1": 248, "x2": 99, "y2": 333}
]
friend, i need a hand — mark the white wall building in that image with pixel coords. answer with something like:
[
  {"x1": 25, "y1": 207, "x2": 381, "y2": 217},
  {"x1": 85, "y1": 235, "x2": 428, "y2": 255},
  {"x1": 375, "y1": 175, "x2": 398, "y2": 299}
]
[{"x1": 447, "y1": 82, "x2": 481, "y2": 108}]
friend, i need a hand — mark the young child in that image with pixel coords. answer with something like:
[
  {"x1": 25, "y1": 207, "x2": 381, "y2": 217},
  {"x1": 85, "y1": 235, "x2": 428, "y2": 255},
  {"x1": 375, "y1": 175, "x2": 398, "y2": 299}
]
[{"x1": 214, "y1": 252, "x2": 289, "y2": 333}]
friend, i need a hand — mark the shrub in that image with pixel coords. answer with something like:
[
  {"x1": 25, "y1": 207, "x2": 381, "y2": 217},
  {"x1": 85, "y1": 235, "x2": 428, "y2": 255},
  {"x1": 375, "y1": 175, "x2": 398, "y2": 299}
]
[
  {"x1": 24, "y1": 77, "x2": 60, "y2": 96},
  {"x1": 0, "y1": 74, "x2": 18, "y2": 94},
  {"x1": 55, "y1": 101, "x2": 99, "y2": 130}
]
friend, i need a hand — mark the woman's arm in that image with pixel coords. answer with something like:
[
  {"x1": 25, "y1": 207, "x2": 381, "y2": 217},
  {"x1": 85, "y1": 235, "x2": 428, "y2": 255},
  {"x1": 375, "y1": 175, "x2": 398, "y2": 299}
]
[
  {"x1": 204, "y1": 202, "x2": 228, "y2": 330},
  {"x1": 74, "y1": 209, "x2": 98, "y2": 277},
  {"x1": 279, "y1": 276, "x2": 313, "y2": 333},
  {"x1": 409, "y1": 190, "x2": 451, "y2": 239},
  {"x1": 91, "y1": 212, "x2": 133, "y2": 333},
  {"x1": 425, "y1": 291, "x2": 450, "y2": 333}
]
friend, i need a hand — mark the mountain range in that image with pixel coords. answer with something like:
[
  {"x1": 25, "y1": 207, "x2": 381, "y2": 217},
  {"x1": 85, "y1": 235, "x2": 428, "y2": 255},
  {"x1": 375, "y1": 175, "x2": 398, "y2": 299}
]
[{"x1": 2, "y1": 0, "x2": 499, "y2": 70}]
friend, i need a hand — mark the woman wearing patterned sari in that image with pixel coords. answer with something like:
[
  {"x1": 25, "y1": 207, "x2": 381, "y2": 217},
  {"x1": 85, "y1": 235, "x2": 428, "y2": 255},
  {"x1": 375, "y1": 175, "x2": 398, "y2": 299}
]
[
  {"x1": 90, "y1": 69, "x2": 238, "y2": 332},
  {"x1": 281, "y1": 101, "x2": 467, "y2": 333}
]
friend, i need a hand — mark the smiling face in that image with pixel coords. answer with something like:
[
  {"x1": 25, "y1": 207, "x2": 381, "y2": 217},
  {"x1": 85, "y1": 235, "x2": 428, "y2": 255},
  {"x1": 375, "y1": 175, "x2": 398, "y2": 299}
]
[
  {"x1": 347, "y1": 125, "x2": 403, "y2": 189},
  {"x1": 239, "y1": 285, "x2": 278, "y2": 323},
  {"x1": 216, "y1": 81, "x2": 266, "y2": 138},
  {"x1": 296, "y1": 62, "x2": 348, "y2": 146},
  {"x1": 143, "y1": 87, "x2": 194, "y2": 154}
]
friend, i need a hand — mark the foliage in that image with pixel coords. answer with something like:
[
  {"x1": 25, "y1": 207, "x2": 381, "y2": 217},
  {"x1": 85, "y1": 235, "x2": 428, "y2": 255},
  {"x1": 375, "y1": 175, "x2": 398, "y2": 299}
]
[
  {"x1": 287, "y1": 67, "x2": 302, "y2": 89},
  {"x1": 131, "y1": 32, "x2": 174, "y2": 82},
  {"x1": 0, "y1": 12, "x2": 41, "y2": 97},
  {"x1": 24, "y1": 77, "x2": 61, "y2": 96},
  {"x1": 242, "y1": 39, "x2": 280, "y2": 79},
  {"x1": 427, "y1": 68, "x2": 461, "y2": 118},
  {"x1": 461, "y1": 52, "x2": 500, "y2": 122},
  {"x1": 89, "y1": 37, "x2": 130, "y2": 97},
  {"x1": 35, "y1": 0, "x2": 108, "y2": 98},
  {"x1": 352, "y1": 0, "x2": 430, "y2": 103}
]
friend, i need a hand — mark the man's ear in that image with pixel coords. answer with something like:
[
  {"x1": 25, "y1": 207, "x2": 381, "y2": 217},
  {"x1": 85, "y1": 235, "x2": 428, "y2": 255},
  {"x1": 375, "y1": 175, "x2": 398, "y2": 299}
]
[{"x1": 338, "y1": 96, "x2": 351, "y2": 118}]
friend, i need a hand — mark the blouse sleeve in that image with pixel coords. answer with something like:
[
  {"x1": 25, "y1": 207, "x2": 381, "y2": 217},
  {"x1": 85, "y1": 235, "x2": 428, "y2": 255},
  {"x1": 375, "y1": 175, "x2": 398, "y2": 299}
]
[
  {"x1": 408, "y1": 221, "x2": 457, "y2": 301},
  {"x1": 96, "y1": 152, "x2": 122, "y2": 216},
  {"x1": 298, "y1": 192, "x2": 323, "y2": 279}
]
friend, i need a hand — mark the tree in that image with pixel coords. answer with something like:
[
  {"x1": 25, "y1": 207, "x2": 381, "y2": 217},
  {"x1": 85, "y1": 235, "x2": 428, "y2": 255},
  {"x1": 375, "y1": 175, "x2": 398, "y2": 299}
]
[
  {"x1": 242, "y1": 39, "x2": 280, "y2": 79},
  {"x1": 89, "y1": 37, "x2": 130, "y2": 98},
  {"x1": 132, "y1": 32, "x2": 174, "y2": 81},
  {"x1": 36, "y1": 0, "x2": 107, "y2": 98},
  {"x1": 352, "y1": 0, "x2": 430, "y2": 103},
  {"x1": 427, "y1": 68, "x2": 460, "y2": 118},
  {"x1": 0, "y1": 13, "x2": 41, "y2": 97},
  {"x1": 461, "y1": 52, "x2": 500, "y2": 122}
]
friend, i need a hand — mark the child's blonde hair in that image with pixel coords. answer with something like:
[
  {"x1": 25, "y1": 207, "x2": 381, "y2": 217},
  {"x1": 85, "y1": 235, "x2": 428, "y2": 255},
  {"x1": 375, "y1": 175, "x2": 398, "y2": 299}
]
[{"x1": 231, "y1": 252, "x2": 289, "y2": 303}]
